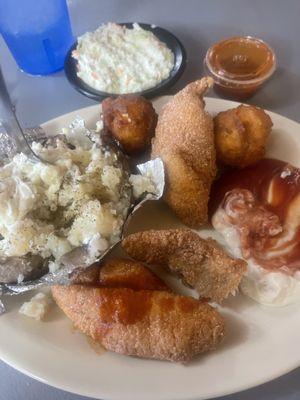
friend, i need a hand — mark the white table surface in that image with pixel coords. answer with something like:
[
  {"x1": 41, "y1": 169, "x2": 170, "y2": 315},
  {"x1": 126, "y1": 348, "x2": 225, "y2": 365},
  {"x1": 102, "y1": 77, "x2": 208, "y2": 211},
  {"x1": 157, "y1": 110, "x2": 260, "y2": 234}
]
[{"x1": 0, "y1": 0, "x2": 300, "y2": 399}]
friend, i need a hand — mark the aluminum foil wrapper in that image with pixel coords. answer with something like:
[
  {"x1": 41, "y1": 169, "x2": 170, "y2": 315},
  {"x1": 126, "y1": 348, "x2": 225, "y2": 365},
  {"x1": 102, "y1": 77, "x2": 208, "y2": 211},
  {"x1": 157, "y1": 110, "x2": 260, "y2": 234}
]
[{"x1": 0, "y1": 121, "x2": 165, "y2": 313}]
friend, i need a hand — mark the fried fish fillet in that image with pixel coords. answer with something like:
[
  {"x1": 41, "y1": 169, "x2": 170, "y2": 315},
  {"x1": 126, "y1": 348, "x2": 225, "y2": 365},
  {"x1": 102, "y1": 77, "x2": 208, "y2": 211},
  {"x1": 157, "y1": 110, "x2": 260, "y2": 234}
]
[
  {"x1": 52, "y1": 258, "x2": 225, "y2": 363},
  {"x1": 122, "y1": 229, "x2": 247, "y2": 302},
  {"x1": 152, "y1": 77, "x2": 216, "y2": 227},
  {"x1": 70, "y1": 258, "x2": 170, "y2": 291}
]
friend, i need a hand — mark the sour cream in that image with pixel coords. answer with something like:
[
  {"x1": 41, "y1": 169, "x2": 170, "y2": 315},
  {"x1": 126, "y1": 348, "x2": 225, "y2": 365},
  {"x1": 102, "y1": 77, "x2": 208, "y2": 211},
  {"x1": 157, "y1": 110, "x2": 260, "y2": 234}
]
[
  {"x1": 212, "y1": 207, "x2": 300, "y2": 306},
  {"x1": 209, "y1": 159, "x2": 300, "y2": 306},
  {"x1": 73, "y1": 23, "x2": 174, "y2": 94}
]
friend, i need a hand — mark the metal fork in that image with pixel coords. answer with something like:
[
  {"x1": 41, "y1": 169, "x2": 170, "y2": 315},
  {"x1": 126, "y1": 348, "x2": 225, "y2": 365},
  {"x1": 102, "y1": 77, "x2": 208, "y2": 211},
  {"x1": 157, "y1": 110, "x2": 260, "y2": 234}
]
[{"x1": 0, "y1": 66, "x2": 49, "y2": 163}]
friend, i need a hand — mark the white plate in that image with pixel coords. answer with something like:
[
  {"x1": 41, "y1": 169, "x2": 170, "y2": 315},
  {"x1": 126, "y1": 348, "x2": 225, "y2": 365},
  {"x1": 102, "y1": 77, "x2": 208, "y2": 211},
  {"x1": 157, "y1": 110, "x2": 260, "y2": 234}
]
[{"x1": 0, "y1": 97, "x2": 299, "y2": 400}]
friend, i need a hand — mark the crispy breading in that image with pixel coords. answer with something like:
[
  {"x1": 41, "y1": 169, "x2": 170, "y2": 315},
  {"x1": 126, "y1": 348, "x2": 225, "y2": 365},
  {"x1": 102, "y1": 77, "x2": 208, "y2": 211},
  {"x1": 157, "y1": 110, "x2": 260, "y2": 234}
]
[
  {"x1": 122, "y1": 229, "x2": 247, "y2": 302},
  {"x1": 214, "y1": 104, "x2": 273, "y2": 168},
  {"x1": 151, "y1": 77, "x2": 216, "y2": 228},
  {"x1": 70, "y1": 258, "x2": 170, "y2": 291},
  {"x1": 52, "y1": 258, "x2": 225, "y2": 363}
]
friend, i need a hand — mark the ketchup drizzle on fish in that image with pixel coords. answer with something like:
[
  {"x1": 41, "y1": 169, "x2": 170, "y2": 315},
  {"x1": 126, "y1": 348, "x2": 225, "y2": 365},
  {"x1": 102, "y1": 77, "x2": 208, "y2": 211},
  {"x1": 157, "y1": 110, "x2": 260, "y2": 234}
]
[{"x1": 209, "y1": 158, "x2": 300, "y2": 274}]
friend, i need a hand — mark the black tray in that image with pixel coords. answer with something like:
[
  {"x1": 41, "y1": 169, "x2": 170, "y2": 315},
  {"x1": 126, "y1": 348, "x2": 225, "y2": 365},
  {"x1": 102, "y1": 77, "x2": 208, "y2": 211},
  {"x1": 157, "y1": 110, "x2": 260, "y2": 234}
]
[{"x1": 64, "y1": 22, "x2": 187, "y2": 101}]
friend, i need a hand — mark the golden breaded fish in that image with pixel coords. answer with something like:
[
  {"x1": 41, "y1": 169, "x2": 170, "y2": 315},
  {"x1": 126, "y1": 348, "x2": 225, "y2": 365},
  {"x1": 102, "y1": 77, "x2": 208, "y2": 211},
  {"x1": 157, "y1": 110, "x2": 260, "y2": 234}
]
[
  {"x1": 122, "y1": 229, "x2": 247, "y2": 302},
  {"x1": 70, "y1": 258, "x2": 170, "y2": 291},
  {"x1": 52, "y1": 258, "x2": 225, "y2": 363},
  {"x1": 152, "y1": 77, "x2": 216, "y2": 227}
]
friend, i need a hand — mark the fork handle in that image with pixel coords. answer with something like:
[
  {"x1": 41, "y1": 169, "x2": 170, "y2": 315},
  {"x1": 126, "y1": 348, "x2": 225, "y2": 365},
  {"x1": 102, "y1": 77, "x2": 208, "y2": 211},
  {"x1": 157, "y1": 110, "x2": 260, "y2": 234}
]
[{"x1": 0, "y1": 66, "x2": 36, "y2": 159}]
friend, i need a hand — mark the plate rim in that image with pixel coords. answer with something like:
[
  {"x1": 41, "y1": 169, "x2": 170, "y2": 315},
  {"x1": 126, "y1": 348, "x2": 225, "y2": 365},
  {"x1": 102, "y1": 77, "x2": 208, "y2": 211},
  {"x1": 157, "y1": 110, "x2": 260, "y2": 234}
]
[
  {"x1": 0, "y1": 96, "x2": 299, "y2": 400},
  {"x1": 0, "y1": 352, "x2": 298, "y2": 400}
]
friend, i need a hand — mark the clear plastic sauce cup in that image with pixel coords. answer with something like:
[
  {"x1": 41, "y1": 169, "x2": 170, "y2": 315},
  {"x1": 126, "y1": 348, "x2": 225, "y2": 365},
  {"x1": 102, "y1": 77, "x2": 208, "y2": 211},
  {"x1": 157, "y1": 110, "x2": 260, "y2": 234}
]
[{"x1": 204, "y1": 36, "x2": 276, "y2": 100}]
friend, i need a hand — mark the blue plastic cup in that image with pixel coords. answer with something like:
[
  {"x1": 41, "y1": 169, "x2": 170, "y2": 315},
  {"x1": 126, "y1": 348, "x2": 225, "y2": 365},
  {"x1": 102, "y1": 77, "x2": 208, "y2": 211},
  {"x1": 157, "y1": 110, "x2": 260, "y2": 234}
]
[{"x1": 0, "y1": 0, "x2": 74, "y2": 75}]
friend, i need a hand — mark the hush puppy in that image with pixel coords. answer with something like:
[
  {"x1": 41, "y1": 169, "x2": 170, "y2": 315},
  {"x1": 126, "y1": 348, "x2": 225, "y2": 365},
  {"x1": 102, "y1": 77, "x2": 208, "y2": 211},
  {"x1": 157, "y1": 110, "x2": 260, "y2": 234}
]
[
  {"x1": 102, "y1": 95, "x2": 157, "y2": 155},
  {"x1": 214, "y1": 104, "x2": 273, "y2": 168}
]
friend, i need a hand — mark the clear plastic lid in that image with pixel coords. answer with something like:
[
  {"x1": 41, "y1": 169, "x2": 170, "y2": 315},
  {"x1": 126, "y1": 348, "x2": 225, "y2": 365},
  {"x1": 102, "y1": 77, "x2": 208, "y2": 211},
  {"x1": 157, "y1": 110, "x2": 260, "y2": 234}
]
[{"x1": 205, "y1": 36, "x2": 276, "y2": 86}]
